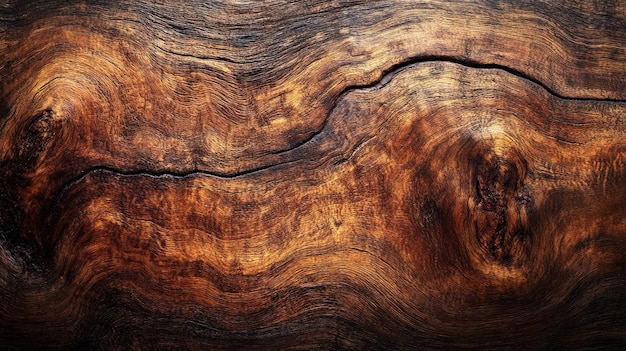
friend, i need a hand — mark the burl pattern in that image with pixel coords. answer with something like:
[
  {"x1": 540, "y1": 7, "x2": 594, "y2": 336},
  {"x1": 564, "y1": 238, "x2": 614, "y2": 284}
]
[{"x1": 1, "y1": 0, "x2": 625, "y2": 350}]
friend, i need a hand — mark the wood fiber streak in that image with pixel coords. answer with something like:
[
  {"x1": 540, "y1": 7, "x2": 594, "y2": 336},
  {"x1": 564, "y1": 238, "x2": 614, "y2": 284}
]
[{"x1": 1, "y1": 0, "x2": 625, "y2": 350}]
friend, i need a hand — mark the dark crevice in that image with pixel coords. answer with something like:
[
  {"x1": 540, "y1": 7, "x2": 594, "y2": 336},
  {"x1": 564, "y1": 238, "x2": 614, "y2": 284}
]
[
  {"x1": 271, "y1": 54, "x2": 625, "y2": 170},
  {"x1": 54, "y1": 159, "x2": 298, "y2": 197},
  {"x1": 50, "y1": 55, "x2": 626, "y2": 209},
  {"x1": 375, "y1": 55, "x2": 626, "y2": 103},
  {"x1": 269, "y1": 116, "x2": 330, "y2": 156}
]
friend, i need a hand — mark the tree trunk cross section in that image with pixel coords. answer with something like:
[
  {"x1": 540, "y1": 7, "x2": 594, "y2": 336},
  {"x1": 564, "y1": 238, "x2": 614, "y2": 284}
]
[{"x1": 1, "y1": 1, "x2": 625, "y2": 349}]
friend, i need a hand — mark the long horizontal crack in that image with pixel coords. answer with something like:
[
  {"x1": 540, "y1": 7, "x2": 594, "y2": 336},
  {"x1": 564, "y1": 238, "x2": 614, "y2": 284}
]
[
  {"x1": 54, "y1": 57, "x2": 626, "y2": 197},
  {"x1": 375, "y1": 55, "x2": 626, "y2": 103},
  {"x1": 55, "y1": 159, "x2": 300, "y2": 198}
]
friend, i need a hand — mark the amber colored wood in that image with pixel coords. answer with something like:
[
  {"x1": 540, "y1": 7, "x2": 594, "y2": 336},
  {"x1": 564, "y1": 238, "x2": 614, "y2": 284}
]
[{"x1": 1, "y1": 1, "x2": 625, "y2": 349}]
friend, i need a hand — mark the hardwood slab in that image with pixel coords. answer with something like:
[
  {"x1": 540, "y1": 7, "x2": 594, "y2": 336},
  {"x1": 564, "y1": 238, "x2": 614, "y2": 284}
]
[{"x1": 1, "y1": 1, "x2": 625, "y2": 349}]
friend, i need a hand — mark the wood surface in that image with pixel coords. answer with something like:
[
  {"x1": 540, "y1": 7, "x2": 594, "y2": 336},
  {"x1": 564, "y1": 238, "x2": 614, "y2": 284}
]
[{"x1": 1, "y1": 0, "x2": 625, "y2": 349}]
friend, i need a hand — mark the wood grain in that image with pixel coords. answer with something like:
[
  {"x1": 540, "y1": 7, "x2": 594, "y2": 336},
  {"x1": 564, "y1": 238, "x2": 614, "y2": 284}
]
[{"x1": 1, "y1": 0, "x2": 625, "y2": 349}]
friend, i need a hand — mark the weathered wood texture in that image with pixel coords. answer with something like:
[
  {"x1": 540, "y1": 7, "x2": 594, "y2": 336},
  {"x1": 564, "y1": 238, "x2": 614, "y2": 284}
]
[{"x1": 1, "y1": 0, "x2": 625, "y2": 349}]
